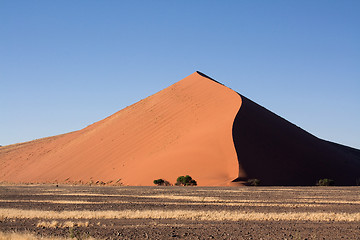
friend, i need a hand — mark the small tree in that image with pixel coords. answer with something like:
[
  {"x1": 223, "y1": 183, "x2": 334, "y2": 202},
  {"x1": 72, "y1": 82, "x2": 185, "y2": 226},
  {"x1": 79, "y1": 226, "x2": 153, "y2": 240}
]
[
  {"x1": 153, "y1": 179, "x2": 171, "y2": 186},
  {"x1": 316, "y1": 178, "x2": 335, "y2": 186},
  {"x1": 176, "y1": 175, "x2": 197, "y2": 186},
  {"x1": 246, "y1": 178, "x2": 260, "y2": 186}
]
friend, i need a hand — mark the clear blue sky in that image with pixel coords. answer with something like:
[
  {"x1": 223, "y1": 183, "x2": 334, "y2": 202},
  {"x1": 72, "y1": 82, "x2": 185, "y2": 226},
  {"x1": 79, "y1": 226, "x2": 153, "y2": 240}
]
[{"x1": 1, "y1": 1, "x2": 359, "y2": 149}]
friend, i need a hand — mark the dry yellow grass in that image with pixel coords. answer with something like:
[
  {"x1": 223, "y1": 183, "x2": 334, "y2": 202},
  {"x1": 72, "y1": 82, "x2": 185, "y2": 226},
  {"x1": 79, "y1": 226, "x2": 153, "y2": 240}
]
[
  {"x1": 102, "y1": 193, "x2": 360, "y2": 205},
  {"x1": 0, "y1": 231, "x2": 96, "y2": 240},
  {"x1": 0, "y1": 198, "x2": 350, "y2": 208},
  {"x1": 34, "y1": 191, "x2": 359, "y2": 205},
  {"x1": 36, "y1": 220, "x2": 89, "y2": 228},
  {"x1": 37, "y1": 193, "x2": 109, "y2": 196},
  {"x1": 0, "y1": 200, "x2": 103, "y2": 205},
  {"x1": 36, "y1": 193, "x2": 220, "y2": 200},
  {"x1": 36, "y1": 220, "x2": 59, "y2": 229},
  {"x1": 108, "y1": 200, "x2": 342, "y2": 208},
  {"x1": 141, "y1": 194, "x2": 360, "y2": 205},
  {"x1": 286, "y1": 199, "x2": 360, "y2": 204},
  {"x1": 0, "y1": 231, "x2": 67, "y2": 240},
  {"x1": 136, "y1": 194, "x2": 221, "y2": 202},
  {"x1": 2, "y1": 195, "x2": 358, "y2": 207},
  {"x1": 1, "y1": 208, "x2": 359, "y2": 222}
]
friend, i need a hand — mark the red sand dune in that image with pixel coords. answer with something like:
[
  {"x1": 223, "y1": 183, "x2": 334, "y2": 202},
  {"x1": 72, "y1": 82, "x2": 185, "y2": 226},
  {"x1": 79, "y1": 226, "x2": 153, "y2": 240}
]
[{"x1": 1, "y1": 72, "x2": 359, "y2": 186}]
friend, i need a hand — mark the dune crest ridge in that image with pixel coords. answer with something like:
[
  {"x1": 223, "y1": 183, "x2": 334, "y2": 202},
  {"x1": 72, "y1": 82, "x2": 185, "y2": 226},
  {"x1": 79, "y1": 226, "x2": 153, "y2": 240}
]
[{"x1": 0, "y1": 72, "x2": 242, "y2": 186}]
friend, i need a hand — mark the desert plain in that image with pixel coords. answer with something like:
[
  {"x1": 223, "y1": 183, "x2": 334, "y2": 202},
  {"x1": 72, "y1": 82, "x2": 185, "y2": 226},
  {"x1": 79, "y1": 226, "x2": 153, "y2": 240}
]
[
  {"x1": 0, "y1": 184, "x2": 359, "y2": 239},
  {"x1": 1, "y1": 72, "x2": 359, "y2": 239}
]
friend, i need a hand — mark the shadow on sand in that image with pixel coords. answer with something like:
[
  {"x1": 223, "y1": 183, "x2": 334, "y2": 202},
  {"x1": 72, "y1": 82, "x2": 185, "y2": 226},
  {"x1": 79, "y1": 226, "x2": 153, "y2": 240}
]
[{"x1": 232, "y1": 94, "x2": 360, "y2": 186}]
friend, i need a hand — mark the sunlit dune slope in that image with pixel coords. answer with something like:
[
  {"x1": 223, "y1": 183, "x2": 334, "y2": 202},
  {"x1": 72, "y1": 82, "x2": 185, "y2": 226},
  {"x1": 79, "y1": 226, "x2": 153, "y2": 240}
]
[{"x1": 0, "y1": 72, "x2": 241, "y2": 186}]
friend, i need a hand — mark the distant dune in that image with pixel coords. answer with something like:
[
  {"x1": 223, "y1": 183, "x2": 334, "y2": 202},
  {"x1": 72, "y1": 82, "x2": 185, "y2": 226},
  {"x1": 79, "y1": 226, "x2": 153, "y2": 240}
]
[{"x1": 0, "y1": 72, "x2": 359, "y2": 186}]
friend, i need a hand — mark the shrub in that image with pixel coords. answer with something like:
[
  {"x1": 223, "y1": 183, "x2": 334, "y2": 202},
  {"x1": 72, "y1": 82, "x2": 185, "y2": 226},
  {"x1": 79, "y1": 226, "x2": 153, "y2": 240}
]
[
  {"x1": 153, "y1": 179, "x2": 171, "y2": 186},
  {"x1": 246, "y1": 179, "x2": 260, "y2": 186},
  {"x1": 176, "y1": 175, "x2": 197, "y2": 186},
  {"x1": 356, "y1": 178, "x2": 360, "y2": 186},
  {"x1": 316, "y1": 178, "x2": 335, "y2": 186}
]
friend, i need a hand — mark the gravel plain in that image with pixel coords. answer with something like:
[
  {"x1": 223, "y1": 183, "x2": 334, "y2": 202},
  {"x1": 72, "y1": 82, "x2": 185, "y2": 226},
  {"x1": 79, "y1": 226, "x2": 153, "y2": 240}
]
[{"x1": 0, "y1": 185, "x2": 359, "y2": 239}]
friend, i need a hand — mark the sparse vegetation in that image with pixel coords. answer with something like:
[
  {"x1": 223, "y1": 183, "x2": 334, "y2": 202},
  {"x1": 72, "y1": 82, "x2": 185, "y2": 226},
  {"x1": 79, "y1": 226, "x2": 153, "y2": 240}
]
[
  {"x1": 317, "y1": 178, "x2": 335, "y2": 186},
  {"x1": 175, "y1": 175, "x2": 197, "y2": 186},
  {"x1": 246, "y1": 179, "x2": 261, "y2": 186},
  {"x1": 69, "y1": 227, "x2": 83, "y2": 240},
  {"x1": 1, "y1": 207, "x2": 360, "y2": 222},
  {"x1": 153, "y1": 179, "x2": 164, "y2": 185},
  {"x1": 37, "y1": 220, "x2": 89, "y2": 229},
  {"x1": 153, "y1": 179, "x2": 171, "y2": 186},
  {"x1": 0, "y1": 231, "x2": 68, "y2": 240},
  {"x1": 1, "y1": 185, "x2": 359, "y2": 239}
]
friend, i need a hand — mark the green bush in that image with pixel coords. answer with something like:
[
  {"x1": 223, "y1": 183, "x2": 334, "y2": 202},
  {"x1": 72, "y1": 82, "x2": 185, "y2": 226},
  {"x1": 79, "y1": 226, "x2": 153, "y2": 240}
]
[
  {"x1": 246, "y1": 179, "x2": 260, "y2": 186},
  {"x1": 316, "y1": 178, "x2": 335, "y2": 186},
  {"x1": 176, "y1": 175, "x2": 197, "y2": 186},
  {"x1": 153, "y1": 179, "x2": 171, "y2": 186}
]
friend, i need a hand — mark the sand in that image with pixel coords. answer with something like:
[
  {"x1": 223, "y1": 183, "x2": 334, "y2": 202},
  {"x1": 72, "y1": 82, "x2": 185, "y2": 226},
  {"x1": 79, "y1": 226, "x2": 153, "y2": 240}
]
[
  {"x1": 233, "y1": 95, "x2": 360, "y2": 185},
  {"x1": 0, "y1": 72, "x2": 241, "y2": 186},
  {"x1": 1, "y1": 71, "x2": 359, "y2": 186}
]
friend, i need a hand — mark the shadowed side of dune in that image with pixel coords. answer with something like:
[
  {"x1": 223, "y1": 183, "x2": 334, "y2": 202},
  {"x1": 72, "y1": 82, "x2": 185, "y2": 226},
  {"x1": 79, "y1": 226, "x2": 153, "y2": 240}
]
[{"x1": 232, "y1": 95, "x2": 360, "y2": 186}]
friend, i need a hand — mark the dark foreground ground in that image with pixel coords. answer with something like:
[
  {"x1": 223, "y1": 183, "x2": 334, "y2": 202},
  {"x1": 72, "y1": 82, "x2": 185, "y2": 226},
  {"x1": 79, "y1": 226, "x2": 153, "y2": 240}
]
[{"x1": 0, "y1": 185, "x2": 359, "y2": 239}]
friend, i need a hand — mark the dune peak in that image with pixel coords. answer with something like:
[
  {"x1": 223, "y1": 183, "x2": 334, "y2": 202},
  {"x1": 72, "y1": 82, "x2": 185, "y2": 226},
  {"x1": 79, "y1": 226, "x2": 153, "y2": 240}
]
[
  {"x1": 195, "y1": 71, "x2": 226, "y2": 86},
  {"x1": 0, "y1": 72, "x2": 359, "y2": 186}
]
